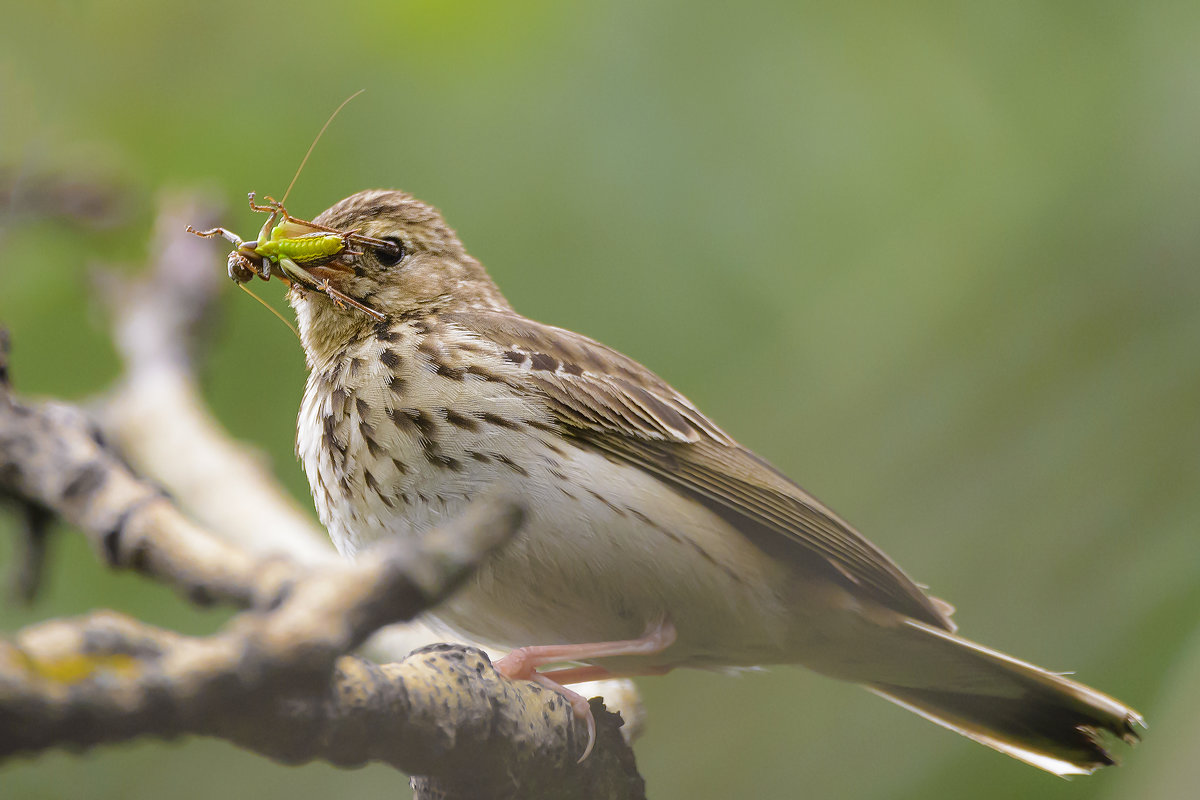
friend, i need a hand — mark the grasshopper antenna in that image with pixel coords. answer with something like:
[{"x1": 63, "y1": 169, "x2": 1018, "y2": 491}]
[
  {"x1": 237, "y1": 283, "x2": 301, "y2": 340},
  {"x1": 280, "y1": 88, "x2": 366, "y2": 205}
]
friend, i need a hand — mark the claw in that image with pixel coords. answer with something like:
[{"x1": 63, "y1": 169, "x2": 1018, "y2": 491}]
[{"x1": 527, "y1": 673, "x2": 597, "y2": 762}]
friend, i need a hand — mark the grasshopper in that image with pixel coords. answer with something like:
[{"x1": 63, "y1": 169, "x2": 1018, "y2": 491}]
[
  {"x1": 187, "y1": 192, "x2": 393, "y2": 321},
  {"x1": 186, "y1": 90, "x2": 393, "y2": 323}
]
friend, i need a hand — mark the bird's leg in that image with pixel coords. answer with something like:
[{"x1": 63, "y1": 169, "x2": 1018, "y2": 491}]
[
  {"x1": 493, "y1": 618, "x2": 677, "y2": 761},
  {"x1": 532, "y1": 663, "x2": 673, "y2": 684}
]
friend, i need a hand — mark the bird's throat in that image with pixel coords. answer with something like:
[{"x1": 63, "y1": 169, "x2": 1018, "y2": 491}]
[{"x1": 290, "y1": 287, "x2": 378, "y2": 370}]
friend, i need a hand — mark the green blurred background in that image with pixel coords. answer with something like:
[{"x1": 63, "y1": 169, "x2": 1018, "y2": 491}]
[{"x1": 2, "y1": 1, "x2": 1197, "y2": 797}]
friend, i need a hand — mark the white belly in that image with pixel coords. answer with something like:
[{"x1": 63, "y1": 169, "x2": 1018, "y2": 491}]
[
  {"x1": 438, "y1": 442, "x2": 817, "y2": 670},
  {"x1": 296, "y1": 328, "x2": 824, "y2": 670}
]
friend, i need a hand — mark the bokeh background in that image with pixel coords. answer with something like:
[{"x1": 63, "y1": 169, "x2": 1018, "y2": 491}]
[{"x1": 2, "y1": 2, "x2": 1198, "y2": 798}]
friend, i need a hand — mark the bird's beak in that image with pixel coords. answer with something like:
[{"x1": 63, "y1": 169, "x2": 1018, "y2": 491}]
[{"x1": 303, "y1": 260, "x2": 355, "y2": 282}]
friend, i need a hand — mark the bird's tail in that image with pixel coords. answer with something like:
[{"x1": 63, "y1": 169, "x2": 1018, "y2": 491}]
[{"x1": 857, "y1": 620, "x2": 1143, "y2": 776}]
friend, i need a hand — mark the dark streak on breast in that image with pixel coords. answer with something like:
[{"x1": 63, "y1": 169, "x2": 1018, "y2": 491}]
[
  {"x1": 403, "y1": 409, "x2": 437, "y2": 438},
  {"x1": 435, "y1": 363, "x2": 466, "y2": 380},
  {"x1": 359, "y1": 420, "x2": 384, "y2": 458},
  {"x1": 430, "y1": 454, "x2": 464, "y2": 472},
  {"x1": 322, "y1": 415, "x2": 342, "y2": 453},
  {"x1": 443, "y1": 409, "x2": 480, "y2": 431},
  {"x1": 363, "y1": 432, "x2": 385, "y2": 458},
  {"x1": 492, "y1": 453, "x2": 529, "y2": 476},
  {"x1": 463, "y1": 365, "x2": 505, "y2": 383},
  {"x1": 478, "y1": 411, "x2": 521, "y2": 430},
  {"x1": 587, "y1": 488, "x2": 628, "y2": 518},
  {"x1": 374, "y1": 323, "x2": 400, "y2": 342}
]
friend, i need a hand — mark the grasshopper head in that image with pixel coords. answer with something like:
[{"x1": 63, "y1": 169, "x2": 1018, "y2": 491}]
[{"x1": 227, "y1": 251, "x2": 259, "y2": 284}]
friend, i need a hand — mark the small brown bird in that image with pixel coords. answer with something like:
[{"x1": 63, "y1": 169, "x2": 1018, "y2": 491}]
[{"x1": 287, "y1": 189, "x2": 1141, "y2": 772}]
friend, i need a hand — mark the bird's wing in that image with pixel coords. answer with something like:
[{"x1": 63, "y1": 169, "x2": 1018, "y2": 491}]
[{"x1": 443, "y1": 311, "x2": 955, "y2": 630}]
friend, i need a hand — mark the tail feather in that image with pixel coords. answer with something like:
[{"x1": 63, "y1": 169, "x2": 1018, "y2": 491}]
[{"x1": 864, "y1": 621, "x2": 1143, "y2": 776}]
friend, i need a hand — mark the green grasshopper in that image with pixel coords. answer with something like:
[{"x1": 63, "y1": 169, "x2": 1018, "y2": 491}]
[
  {"x1": 186, "y1": 90, "x2": 393, "y2": 323},
  {"x1": 187, "y1": 192, "x2": 392, "y2": 321}
]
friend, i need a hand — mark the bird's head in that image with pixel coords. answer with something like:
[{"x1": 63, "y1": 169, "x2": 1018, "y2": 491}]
[{"x1": 289, "y1": 189, "x2": 510, "y2": 365}]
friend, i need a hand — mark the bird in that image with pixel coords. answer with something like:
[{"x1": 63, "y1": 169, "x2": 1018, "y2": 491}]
[{"x1": 284, "y1": 188, "x2": 1142, "y2": 772}]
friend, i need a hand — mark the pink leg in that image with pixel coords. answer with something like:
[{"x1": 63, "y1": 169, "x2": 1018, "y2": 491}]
[
  {"x1": 493, "y1": 619, "x2": 677, "y2": 761},
  {"x1": 536, "y1": 663, "x2": 673, "y2": 685}
]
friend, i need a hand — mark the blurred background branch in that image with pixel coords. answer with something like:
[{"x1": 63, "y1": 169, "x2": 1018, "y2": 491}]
[{"x1": 0, "y1": 167, "x2": 132, "y2": 234}]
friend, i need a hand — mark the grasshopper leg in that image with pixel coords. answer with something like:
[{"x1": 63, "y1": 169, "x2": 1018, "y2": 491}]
[
  {"x1": 245, "y1": 191, "x2": 392, "y2": 248},
  {"x1": 186, "y1": 226, "x2": 245, "y2": 248},
  {"x1": 247, "y1": 192, "x2": 285, "y2": 215},
  {"x1": 317, "y1": 279, "x2": 386, "y2": 321}
]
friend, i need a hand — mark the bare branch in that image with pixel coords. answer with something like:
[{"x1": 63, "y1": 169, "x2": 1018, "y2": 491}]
[
  {"x1": 0, "y1": 620, "x2": 641, "y2": 799},
  {"x1": 0, "y1": 493, "x2": 525, "y2": 758},
  {"x1": 0, "y1": 166, "x2": 132, "y2": 233},
  {"x1": 5, "y1": 501, "x2": 51, "y2": 604},
  {"x1": 1, "y1": 387, "x2": 298, "y2": 610}
]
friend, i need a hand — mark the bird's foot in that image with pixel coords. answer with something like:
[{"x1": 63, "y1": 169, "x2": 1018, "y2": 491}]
[{"x1": 493, "y1": 618, "x2": 677, "y2": 761}]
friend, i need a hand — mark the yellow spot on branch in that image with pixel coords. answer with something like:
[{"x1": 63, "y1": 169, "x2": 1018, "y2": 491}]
[{"x1": 27, "y1": 652, "x2": 141, "y2": 684}]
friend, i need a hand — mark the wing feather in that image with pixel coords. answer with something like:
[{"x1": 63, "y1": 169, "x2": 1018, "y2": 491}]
[{"x1": 443, "y1": 310, "x2": 954, "y2": 629}]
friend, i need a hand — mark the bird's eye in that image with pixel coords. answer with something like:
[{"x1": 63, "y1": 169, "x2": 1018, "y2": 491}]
[{"x1": 376, "y1": 237, "x2": 405, "y2": 267}]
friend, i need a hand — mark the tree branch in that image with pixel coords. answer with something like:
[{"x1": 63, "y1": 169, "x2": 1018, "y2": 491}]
[{"x1": 1, "y1": 387, "x2": 296, "y2": 611}]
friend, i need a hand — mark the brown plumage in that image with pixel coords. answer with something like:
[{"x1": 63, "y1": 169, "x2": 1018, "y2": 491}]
[{"x1": 285, "y1": 188, "x2": 1142, "y2": 772}]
